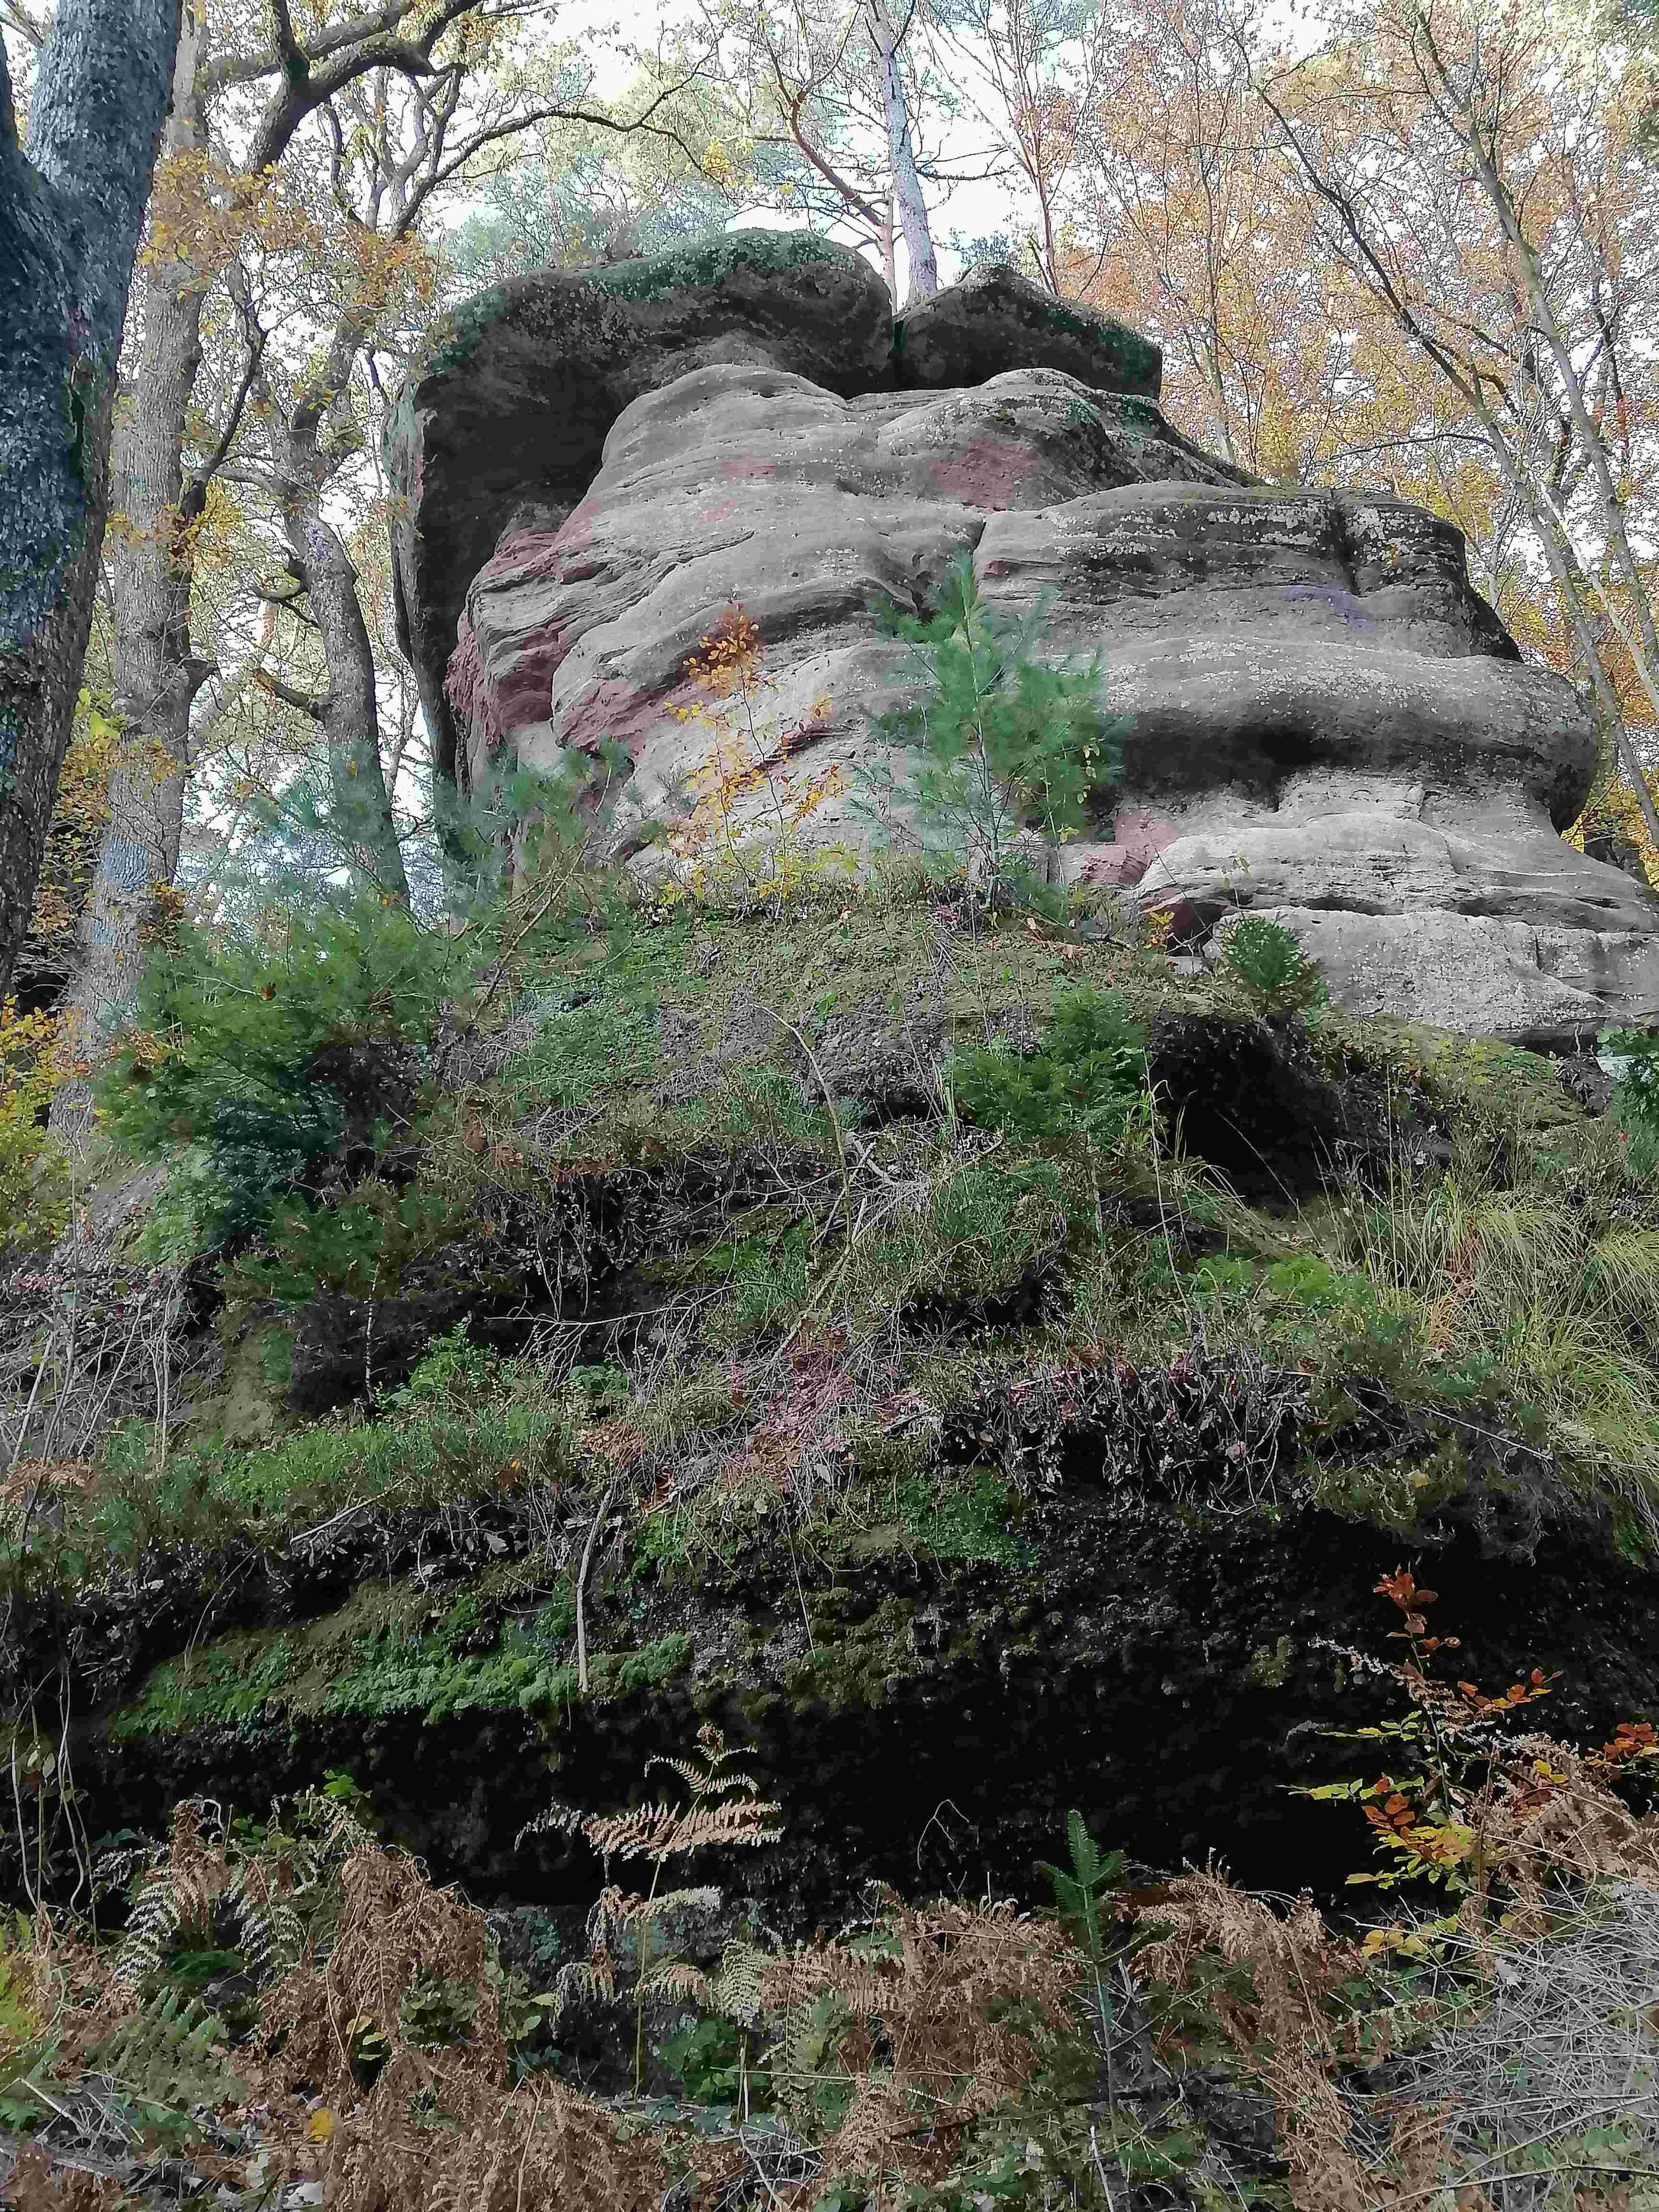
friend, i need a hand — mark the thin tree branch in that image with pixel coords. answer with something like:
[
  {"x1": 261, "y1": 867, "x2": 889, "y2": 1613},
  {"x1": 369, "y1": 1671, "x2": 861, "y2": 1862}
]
[{"x1": 252, "y1": 668, "x2": 330, "y2": 720}]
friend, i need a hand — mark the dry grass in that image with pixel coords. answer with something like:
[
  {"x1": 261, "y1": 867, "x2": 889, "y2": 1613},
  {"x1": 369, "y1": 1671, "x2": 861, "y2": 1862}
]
[
  {"x1": 1353, "y1": 1882, "x2": 1659, "y2": 2210},
  {"x1": 1311, "y1": 1154, "x2": 1659, "y2": 1527}
]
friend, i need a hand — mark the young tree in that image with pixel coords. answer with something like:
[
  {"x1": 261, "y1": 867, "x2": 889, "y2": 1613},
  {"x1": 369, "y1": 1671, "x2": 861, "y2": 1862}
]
[
  {"x1": 1251, "y1": 0, "x2": 1659, "y2": 848},
  {"x1": 62, "y1": 1, "x2": 516, "y2": 1049},
  {"x1": 61, "y1": 4, "x2": 721, "y2": 1059},
  {"x1": 0, "y1": 0, "x2": 181, "y2": 1002},
  {"x1": 1060, "y1": 0, "x2": 1350, "y2": 481},
  {"x1": 930, "y1": 0, "x2": 1113, "y2": 296},
  {"x1": 710, "y1": 0, "x2": 971, "y2": 302}
]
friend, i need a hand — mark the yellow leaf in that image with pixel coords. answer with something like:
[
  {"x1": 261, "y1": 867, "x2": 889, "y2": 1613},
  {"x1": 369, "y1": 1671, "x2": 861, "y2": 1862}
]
[{"x1": 307, "y1": 2110, "x2": 336, "y2": 2143}]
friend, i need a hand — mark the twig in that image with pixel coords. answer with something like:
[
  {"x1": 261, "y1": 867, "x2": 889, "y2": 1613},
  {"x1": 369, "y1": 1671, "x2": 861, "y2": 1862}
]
[
  {"x1": 768, "y1": 1010, "x2": 850, "y2": 1195},
  {"x1": 576, "y1": 1481, "x2": 617, "y2": 1695},
  {"x1": 288, "y1": 1485, "x2": 404, "y2": 1551},
  {"x1": 1368, "y1": 2167, "x2": 1659, "y2": 2212},
  {"x1": 1089, "y1": 2122, "x2": 1119, "y2": 2209}
]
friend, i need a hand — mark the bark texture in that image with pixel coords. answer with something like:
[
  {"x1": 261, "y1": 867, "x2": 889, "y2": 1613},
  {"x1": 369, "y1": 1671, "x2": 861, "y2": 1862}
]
[
  {"x1": 869, "y1": 2, "x2": 937, "y2": 303},
  {"x1": 0, "y1": 0, "x2": 181, "y2": 1001},
  {"x1": 62, "y1": 12, "x2": 205, "y2": 1053}
]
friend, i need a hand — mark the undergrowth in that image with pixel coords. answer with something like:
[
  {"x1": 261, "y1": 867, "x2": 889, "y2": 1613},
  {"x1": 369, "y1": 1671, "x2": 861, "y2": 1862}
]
[{"x1": 1, "y1": 1583, "x2": 1656, "y2": 2212}]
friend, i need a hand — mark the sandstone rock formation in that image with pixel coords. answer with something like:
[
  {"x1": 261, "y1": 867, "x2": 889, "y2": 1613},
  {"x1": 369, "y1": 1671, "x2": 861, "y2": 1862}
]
[{"x1": 390, "y1": 232, "x2": 1659, "y2": 1044}]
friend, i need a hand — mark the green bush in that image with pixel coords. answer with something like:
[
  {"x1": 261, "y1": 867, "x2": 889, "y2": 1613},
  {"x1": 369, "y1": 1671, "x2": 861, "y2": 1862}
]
[
  {"x1": 860, "y1": 553, "x2": 1124, "y2": 912},
  {"x1": 386, "y1": 1318, "x2": 508, "y2": 1409},
  {"x1": 99, "y1": 896, "x2": 459, "y2": 1252},
  {"x1": 1219, "y1": 914, "x2": 1329, "y2": 1019},
  {"x1": 227, "y1": 1179, "x2": 466, "y2": 1310},
  {"x1": 1598, "y1": 1023, "x2": 1659, "y2": 1173},
  {"x1": 948, "y1": 986, "x2": 1146, "y2": 1146}
]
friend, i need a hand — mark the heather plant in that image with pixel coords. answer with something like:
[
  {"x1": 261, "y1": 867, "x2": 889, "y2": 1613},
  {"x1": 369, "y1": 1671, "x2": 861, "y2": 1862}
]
[{"x1": 860, "y1": 553, "x2": 1124, "y2": 913}]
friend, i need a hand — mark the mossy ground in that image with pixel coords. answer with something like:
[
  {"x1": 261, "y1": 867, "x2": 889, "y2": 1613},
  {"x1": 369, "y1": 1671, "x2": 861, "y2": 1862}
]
[{"x1": 5, "y1": 877, "x2": 1655, "y2": 1921}]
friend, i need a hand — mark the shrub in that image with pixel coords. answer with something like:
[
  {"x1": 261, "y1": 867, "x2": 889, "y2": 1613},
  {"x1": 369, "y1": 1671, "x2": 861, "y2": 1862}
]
[
  {"x1": 860, "y1": 553, "x2": 1124, "y2": 912},
  {"x1": 385, "y1": 1317, "x2": 508, "y2": 1409},
  {"x1": 1219, "y1": 913, "x2": 1329, "y2": 1019},
  {"x1": 1297, "y1": 1567, "x2": 1659, "y2": 1912},
  {"x1": 1599, "y1": 1022, "x2": 1659, "y2": 1172},
  {"x1": 948, "y1": 986, "x2": 1146, "y2": 1146},
  {"x1": 646, "y1": 604, "x2": 855, "y2": 915},
  {"x1": 97, "y1": 896, "x2": 458, "y2": 1252},
  {"x1": 0, "y1": 1002, "x2": 72, "y2": 1251}
]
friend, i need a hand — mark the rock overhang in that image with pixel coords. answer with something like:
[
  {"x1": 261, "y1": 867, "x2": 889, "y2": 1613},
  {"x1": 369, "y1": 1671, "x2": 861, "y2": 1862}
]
[{"x1": 388, "y1": 234, "x2": 1164, "y2": 785}]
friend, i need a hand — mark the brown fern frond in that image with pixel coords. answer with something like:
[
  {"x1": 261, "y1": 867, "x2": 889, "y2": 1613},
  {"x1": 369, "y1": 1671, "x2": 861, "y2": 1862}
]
[
  {"x1": 709, "y1": 1895, "x2": 1084, "y2": 2189},
  {"x1": 642, "y1": 1959, "x2": 713, "y2": 2008},
  {"x1": 320, "y1": 2080, "x2": 683, "y2": 2211},
  {"x1": 257, "y1": 1836, "x2": 507, "y2": 2101},
  {"x1": 1129, "y1": 1866, "x2": 1370, "y2": 2207},
  {"x1": 551, "y1": 1947, "x2": 617, "y2": 2023}
]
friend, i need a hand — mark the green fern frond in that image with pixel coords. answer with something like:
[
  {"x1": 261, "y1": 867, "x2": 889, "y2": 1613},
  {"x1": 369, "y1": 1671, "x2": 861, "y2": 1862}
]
[
  {"x1": 711, "y1": 1942, "x2": 772, "y2": 2028},
  {"x1": 87, "y1": 1988, "x2": 245, "y2": 2113}
]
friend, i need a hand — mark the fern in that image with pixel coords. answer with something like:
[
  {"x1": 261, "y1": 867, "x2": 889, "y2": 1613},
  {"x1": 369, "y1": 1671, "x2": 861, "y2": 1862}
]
[
  {"x1": 113, "y1": 1800, "x2": 309, "y2": 1988},
  {"x1": 530, "y1": 1725, "x2": 783, "y2": 2095},
  {"x1": 85, "y1": 1987, "x2": 245, "y2": 2119},
  {"x1": 704, "y1": 1896, "x2": 1084, "y2": 2167}
]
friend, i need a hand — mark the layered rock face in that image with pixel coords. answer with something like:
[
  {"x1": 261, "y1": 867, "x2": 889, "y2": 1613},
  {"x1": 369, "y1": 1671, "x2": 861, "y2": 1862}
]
[{"x1": 390, "y1": 233, "x2": 1659, "y2": 1043}]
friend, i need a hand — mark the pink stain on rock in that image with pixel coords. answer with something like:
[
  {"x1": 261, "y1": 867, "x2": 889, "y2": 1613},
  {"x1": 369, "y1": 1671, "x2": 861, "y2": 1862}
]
[
  {"x1": 444, "y1": 617, "x2": 499, "y2": 754},
  {"x1": 556, "y1": 675, "x2": 673, "y2": 761},
  {"x1": 926, "y1": 435, "x2": 1042, "y2": 510},
  {"x1": 473, "y1": 527, "x2": 579, "y2": 591},
  {"x1": 1072, "y1": 808, "x2": 1185, "y2": 886}
]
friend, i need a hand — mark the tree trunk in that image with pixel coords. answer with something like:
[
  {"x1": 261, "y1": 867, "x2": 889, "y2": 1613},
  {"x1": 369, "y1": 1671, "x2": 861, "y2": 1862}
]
[
  {"x1": 0, "y1": 0, "x2": 181, "y2": 1003},
  {"x1": 282, "y1": 470, "x2": 410, "y2": 907},
  {"x1": 868, "y1": 2, "x2": 938, "y2": 303},
  {"x1": 58, "y1": 10, "x2": 206, "y2": 1070}
]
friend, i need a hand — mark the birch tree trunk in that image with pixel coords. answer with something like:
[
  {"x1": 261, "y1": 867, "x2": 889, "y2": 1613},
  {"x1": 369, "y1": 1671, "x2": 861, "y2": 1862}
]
[
  {"x1": 867, "y1": 0, "x2": 938, "y2": 302},
  {"x1": 0, "y1": 0, "x2": 181, "y2": 1002}
]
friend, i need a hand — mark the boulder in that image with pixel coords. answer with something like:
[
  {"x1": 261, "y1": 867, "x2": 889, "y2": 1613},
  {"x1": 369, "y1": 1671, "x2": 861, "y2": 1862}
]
[
  {"x1": 387, "y1": 231, "x2": 896, "y2": 783},
  {"x1": 391, "y1": 243, "x2": 1659, "y2": 1042},
  {"x1": 445, "y1": 363, "x2": 1247, "y2": 849},
  {"x1": 894, "y1": 261, "x2": 1161, "y2": 397}
]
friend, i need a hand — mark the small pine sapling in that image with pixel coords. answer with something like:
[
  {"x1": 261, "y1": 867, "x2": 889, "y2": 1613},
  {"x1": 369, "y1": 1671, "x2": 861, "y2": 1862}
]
[
  {"x1": 1036, "y1": 1810, "x2": 1130, "y2": 2068},
  {"x1": 1218, "y1": 914, "x2": 1328, "y2": 1020},
  {"x1": 948, "y1": 985, "x2": 1147, "y2": 1148},
  {"x1": 859, "y1": 553, "x2": 1124, "y2": 914},
  {"x1": 1597, "y1": 1021, "x2": 1659, "y2": 1172}
]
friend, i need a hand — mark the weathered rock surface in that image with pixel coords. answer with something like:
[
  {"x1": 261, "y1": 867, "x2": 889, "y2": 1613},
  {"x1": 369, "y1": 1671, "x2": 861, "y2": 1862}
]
[
  {"x1": 388, "y1": 230, "x2": 1159, "y2": 787},
  {"x1": 445, "y1": 363, "x2": 1244, "y2": 847},
  {"x1": 391, "y1": 238, "x2": 1659, "y2": 1042}
]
